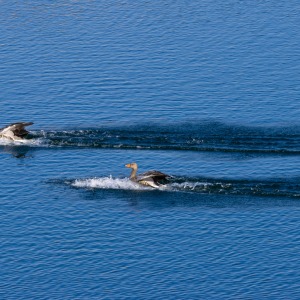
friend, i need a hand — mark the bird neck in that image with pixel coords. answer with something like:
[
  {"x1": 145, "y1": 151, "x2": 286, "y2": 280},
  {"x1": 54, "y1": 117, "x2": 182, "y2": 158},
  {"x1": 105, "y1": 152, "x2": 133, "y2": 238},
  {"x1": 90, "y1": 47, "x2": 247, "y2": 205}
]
[{"x1": 130, "y1": 168, "x2": 137, "y2": 179}]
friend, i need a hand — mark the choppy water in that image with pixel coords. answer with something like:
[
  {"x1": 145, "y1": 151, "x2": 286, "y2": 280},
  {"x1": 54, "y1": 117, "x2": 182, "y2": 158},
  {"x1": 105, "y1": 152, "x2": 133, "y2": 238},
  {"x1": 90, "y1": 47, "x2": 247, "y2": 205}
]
[{"x1": 1, "y1": 1, "x2": 300, "y2": 299}]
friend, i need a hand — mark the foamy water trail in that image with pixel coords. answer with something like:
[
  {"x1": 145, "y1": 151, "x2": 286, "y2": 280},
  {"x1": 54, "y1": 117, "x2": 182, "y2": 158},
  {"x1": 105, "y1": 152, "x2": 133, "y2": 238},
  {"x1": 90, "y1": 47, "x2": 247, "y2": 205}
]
[
  {"x1": 71, "y1": 176, "x2": 154, "y2": 191},
  {"x1": 66, "y1": 176, "x2": 300, "y2": 198},
  {"x1": 69, "y1": 176, "x2": 218, "y2": 193}
]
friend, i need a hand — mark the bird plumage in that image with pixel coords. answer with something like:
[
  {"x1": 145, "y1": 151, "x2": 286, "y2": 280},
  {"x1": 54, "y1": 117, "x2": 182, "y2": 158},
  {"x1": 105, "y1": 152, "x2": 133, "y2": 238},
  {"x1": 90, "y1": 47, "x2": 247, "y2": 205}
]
[{"x1": 0, "y1": 122, "x2": 33, "y2": 141}]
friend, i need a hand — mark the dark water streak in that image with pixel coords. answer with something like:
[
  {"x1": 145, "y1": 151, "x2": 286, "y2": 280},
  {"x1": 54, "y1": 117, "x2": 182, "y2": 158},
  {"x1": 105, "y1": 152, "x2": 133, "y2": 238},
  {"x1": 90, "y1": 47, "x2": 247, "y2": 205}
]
[{"x1": 24, "y1": 122, "x2": 300, "y2": 155}]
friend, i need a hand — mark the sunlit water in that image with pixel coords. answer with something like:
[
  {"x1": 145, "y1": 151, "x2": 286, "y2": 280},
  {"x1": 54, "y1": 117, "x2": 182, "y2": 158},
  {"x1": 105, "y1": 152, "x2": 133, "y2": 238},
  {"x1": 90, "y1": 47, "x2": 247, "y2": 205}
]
[{"x1": 1, "y1": 1, "x2": 300, "y2": 299}]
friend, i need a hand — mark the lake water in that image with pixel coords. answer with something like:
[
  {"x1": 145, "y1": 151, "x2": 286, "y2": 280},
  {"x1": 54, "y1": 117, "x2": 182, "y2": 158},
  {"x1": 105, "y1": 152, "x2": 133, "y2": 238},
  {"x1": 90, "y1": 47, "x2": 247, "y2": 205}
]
[{"x1": 1, "y1": 1, "x2": 300, "y2": 299}]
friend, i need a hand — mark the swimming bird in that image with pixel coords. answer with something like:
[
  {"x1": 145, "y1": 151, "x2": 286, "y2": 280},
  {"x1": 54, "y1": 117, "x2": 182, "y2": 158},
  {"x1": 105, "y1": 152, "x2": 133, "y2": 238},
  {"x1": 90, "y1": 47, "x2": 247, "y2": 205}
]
[
  {"x1": 125, "y1": 162, "x2": 170, "y2": 188},
  {"x1": 0, "y1": 122, "x2": 33, "y2": 142}
]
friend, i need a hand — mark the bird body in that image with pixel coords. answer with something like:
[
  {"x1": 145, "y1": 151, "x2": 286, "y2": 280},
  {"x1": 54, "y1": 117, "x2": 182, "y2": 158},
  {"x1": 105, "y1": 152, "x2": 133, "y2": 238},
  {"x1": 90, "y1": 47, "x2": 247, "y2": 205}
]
[
  {"x1": 125, "y1": 162, "x2": 170, "y2": 188},
  {"x1": 0, "y1": 122, "x2": 33, "y2": 142}
]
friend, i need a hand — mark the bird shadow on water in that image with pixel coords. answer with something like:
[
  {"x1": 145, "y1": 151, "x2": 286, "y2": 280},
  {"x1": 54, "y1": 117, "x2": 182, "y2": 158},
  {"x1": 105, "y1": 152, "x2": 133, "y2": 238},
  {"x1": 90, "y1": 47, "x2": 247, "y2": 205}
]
[{"x1": 0, "y1": 145, "x2": 34, "y2": 158}]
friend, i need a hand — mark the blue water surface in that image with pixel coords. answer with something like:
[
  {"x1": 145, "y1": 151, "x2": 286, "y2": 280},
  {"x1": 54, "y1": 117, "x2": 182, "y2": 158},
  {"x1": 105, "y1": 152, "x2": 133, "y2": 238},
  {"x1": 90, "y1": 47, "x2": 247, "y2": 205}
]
[{"x1": 1, "y1": 1, "x2": 300, "y2": 299}]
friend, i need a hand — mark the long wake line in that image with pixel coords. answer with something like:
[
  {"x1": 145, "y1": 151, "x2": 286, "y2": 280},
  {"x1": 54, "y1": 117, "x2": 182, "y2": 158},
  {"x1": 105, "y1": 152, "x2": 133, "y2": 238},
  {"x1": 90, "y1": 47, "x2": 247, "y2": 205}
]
[{"x1": 63, "y1": 176, "x2": 300, "y2": 198}]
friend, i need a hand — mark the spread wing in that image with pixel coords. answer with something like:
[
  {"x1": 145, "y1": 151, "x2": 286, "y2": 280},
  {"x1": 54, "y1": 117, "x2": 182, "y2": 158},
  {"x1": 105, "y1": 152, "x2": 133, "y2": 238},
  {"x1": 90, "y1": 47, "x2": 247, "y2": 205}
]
[
  {"x1": 0, "y1": 122, "x2": 33, "y2": 138},
  {"x1": 137, "y1": 170, "x2": 170, "y2": 182}
]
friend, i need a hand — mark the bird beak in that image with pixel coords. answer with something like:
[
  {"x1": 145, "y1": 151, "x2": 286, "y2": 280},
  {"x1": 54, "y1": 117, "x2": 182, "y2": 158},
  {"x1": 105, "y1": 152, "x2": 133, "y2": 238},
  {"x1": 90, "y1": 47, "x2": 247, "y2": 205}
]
[{"x1": 125, "y1": 164, "x2": 130, "y2": 168}]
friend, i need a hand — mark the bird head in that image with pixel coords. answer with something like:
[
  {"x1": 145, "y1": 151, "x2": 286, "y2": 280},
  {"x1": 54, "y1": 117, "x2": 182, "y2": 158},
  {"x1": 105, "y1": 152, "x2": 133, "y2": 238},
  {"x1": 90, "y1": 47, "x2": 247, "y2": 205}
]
[{"x1": 125, "y1": 162, "x2": 138, "y2": 170}]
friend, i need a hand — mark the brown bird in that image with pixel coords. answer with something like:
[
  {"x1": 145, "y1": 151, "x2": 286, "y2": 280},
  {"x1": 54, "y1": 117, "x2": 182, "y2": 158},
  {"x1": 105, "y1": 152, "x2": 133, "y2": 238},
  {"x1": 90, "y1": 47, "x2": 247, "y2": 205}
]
[{"x1": 125, "y1": 162, "x2": 170, "y2": 188}]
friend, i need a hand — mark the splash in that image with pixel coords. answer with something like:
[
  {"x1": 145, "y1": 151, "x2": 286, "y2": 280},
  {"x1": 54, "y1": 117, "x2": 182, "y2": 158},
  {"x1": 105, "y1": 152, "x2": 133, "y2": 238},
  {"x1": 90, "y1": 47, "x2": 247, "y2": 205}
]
[
  {"x1": 68, "y1": 176, "x2": 230, "y2": 194},
  {"x1": 71, "y1": 176, "x2": 154, "y2": 191}
]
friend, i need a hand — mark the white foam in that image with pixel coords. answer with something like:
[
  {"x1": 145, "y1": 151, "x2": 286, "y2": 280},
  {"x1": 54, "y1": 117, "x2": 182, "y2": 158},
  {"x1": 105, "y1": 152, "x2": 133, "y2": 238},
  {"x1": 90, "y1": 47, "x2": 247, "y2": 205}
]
[
  {"x1": 70, "y1": 177, "x2": 223, "y2": 193},
  {"x1": 0, "y1": 137, "x2": 46, "y2": 146},
  {"x1": 71, "y1": 176, "x2": 154, "y2": 190}
]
